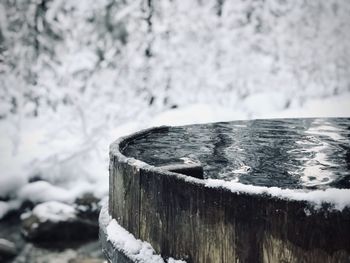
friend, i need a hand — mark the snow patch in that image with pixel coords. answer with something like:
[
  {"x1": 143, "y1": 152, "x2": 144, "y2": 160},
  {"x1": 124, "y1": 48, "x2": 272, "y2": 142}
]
[
  {"x1": 18, "y1": 181, "x2": 74, "y2": 204},
  {"x1": 32, "y1": 201, "x2": 76, "y2": 223},
  {"x1": 243, "y1": 92, "x2": 289, "y2": 115},
  {"x1": 100, "y1": 201, "x2": 186, "y2": 263},
  {"x1": 106, "y1": 219, "x2": 185, "y2": 263},
  {"x1": 150, "y1": 104, "x2": 247, "y2": 126},
  {"x1": 266, "y1": 94, "x2": 350, "y2": 119}
]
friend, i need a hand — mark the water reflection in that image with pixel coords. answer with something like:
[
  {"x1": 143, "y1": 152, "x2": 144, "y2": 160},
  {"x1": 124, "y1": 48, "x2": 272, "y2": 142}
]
[
  {"x1": 123, "y1": 118, "x2": 350, "y2": 190},
  {"x1": 297, "y1": 119, "x2": 344, "y2": 188}
]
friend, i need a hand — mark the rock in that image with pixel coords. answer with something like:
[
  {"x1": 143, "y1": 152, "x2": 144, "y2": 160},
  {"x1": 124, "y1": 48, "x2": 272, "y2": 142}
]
[
  {"x1": 74, "y1": 193, "x2": 100, "y2": 221},
  {"x1": 0, "y1": 238, "x2": 17, "y2": 261},
  {"x1": 75, "y1": 193, "x2": 100, "y2": 207},
  {"x1": 0, "y1": 200, "x2": 22, "y2": 220},
  {"x1": 21, "y1": 201, "x2": 98, "y2": 242}
]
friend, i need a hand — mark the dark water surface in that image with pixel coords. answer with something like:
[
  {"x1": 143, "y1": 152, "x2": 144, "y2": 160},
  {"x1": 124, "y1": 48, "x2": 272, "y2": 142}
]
[{"x1": 122, "y1": 118, "x2": 350, "y2": 190}]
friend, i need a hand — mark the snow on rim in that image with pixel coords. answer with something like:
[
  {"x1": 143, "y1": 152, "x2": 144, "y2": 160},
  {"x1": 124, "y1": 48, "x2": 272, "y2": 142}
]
[{"x1": 205, "y1": 179, "x2": 350, "y2": 210}]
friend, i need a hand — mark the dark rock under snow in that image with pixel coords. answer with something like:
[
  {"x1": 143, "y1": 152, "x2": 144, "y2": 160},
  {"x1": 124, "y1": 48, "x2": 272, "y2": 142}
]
[{"x1": 21, "y1": 201, "x2": 98, "y2": 242}]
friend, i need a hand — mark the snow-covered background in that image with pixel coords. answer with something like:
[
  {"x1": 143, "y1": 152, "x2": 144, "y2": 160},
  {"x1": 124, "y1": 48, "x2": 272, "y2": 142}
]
[{"x1": 1, "y1": 0, "x2": 350, "y2": 218}]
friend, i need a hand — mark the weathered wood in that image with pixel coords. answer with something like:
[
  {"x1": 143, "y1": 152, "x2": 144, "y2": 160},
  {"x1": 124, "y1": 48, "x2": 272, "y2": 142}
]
[
  {"x1": 110, "y1": 159, "x2": 140, "y2": 238},
  {"x1": 137, "y1": 167, "x2": 350, "y2": 262},
  {"x1": 104, "y1": 119, "x2": 350, "y2": 263},
  {"x1": 139, "y1": 169, "x2": 229, "y2": 262},
  {"x1": 108, "y1": 170, "x2": 350, "y2": 262}
]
